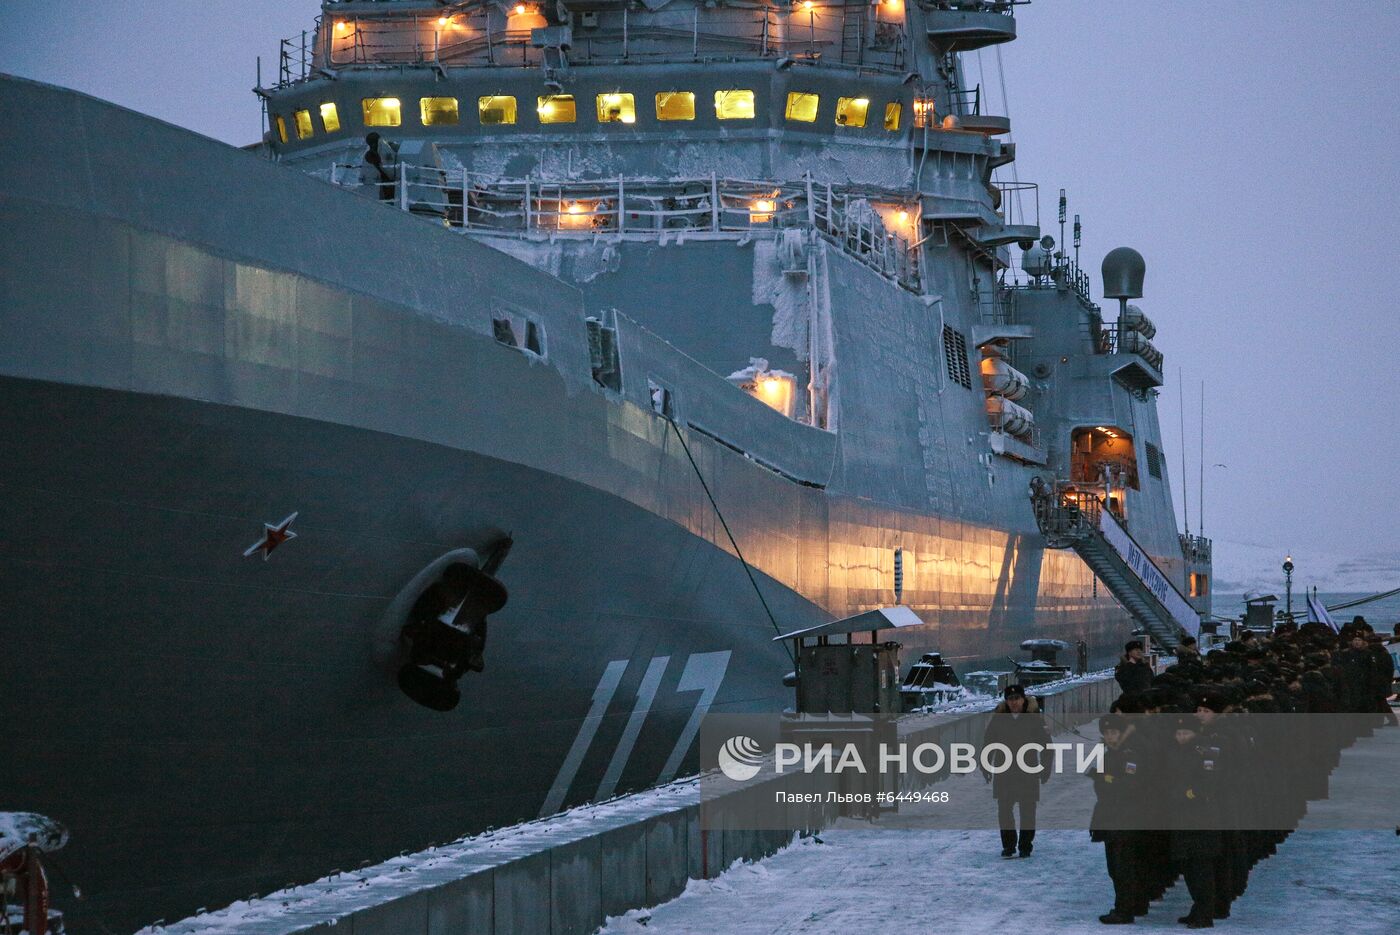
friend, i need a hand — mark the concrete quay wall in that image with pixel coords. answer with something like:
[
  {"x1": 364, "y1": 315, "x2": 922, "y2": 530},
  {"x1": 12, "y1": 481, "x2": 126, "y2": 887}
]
[{"x1": 157, "y1": 673, "x2": 1116, "y2": 934}]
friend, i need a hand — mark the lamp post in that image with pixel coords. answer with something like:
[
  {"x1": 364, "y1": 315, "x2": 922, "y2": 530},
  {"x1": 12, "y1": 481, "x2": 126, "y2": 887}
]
[{"x1": 1282, "y1": 554, "x2": 1294, "y2": 622}]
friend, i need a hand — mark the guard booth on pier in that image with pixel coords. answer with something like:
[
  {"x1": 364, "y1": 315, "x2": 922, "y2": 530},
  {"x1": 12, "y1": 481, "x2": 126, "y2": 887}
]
[
  {"x1": 1242, "y1": 592, "x2": 1279, "y2": 634},
  {"x1": 778, "y1": 606, "x2": 919, "y2": 715},
  {"x1": 775, "y1": 607, "x2": 920, "y2": 817}
]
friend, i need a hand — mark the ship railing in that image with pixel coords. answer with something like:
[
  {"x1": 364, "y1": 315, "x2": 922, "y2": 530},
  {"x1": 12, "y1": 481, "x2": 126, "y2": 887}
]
[
  {"x1": 278, "y1": 7, "x2": 908, "y2": 86},
  {"x1": 976, "y1": 289, "x2": 1016, "y2": 325},
  {"x1": 1059, "y1": 257, "x2": 1095, "y2": 305},
  {"x1": 923, "y1": 1, "x2": 1022, "y2": 14},
  {"x1": 947, "y1": 85, "x2": 981, "y2": 118},
  {"x1": 1180, "y1": 533, "x2": 1213, "y2": 565},
  {"x1": 1009, "y1": 256, "x2": 1097, "y2": 310},
  {"x1": 278, "y1": 24, "x2": 318, "y2": 87},
  {"x1": 1095, "y1": 319, "x2": 1165, "y2": 371},
  {"x1": 994, "y1": 180, "x2": 1039, "y2": 231},
  {"x1": 1062, "y1": 491, "x2": 1098, "y2": 535},
  {"x1": 327, "y1": 165, "x2": 922, "y2": 289}
]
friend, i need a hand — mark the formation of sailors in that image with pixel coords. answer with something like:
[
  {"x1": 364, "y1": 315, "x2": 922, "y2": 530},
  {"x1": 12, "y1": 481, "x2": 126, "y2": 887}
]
[{"x1": 1092, "y1": 618, "x2": 1396, "y2": 927}]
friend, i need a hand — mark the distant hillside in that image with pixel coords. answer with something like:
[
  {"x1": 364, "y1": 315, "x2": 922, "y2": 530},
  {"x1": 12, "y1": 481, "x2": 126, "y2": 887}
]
[{"x1": 1210, "y1": 538, "x2": 1400, "y2": 595}]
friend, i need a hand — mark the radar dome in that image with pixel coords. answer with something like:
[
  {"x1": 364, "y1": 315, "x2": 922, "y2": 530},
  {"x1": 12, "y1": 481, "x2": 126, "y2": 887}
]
[
  {"x1": 1022, "y1": 243, "x2": 1052, "y2": 277},
  {"x1": 1102, "y1": 247, "x2": 1145, "y2": 299}
]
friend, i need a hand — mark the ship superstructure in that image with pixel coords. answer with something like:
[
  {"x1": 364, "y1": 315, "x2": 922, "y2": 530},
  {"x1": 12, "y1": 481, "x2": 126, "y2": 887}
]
[
  {"x1": 1, "y1": 0, "x2": 1209, "y2": 928},
  {"x1": 259, "y1": 0, "x2": 1208, "y2": 632}
]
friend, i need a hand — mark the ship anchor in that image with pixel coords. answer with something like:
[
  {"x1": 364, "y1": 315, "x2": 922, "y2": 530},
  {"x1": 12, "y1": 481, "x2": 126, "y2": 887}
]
[{"x1": 397, "y1": 538, "x2": 511, "y2": 711}]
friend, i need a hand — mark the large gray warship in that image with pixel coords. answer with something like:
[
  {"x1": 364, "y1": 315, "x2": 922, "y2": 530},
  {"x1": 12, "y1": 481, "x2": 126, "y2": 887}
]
[{"x1": 0, "y1": 0, "x2": 1211, "y2": 928}]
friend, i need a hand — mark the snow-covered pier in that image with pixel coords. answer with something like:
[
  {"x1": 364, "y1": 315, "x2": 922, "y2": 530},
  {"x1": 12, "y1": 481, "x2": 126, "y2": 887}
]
[
  {"x1": 602, "y1": 715, "x2": 1400, "y2": 935},
  {"x1": 148, "y1": 674, "x2": 1119, "y2": 934}
]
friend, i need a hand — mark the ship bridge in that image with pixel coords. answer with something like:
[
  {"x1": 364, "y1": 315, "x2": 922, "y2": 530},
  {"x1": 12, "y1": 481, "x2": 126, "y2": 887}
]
[{"x1": 257, "y1": 0, "x2": 1023, "y2": 225}]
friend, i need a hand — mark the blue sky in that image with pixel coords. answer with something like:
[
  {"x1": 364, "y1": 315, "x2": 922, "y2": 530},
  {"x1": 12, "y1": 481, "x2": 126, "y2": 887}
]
[{"x1": 2, "y1": 0, "x2": 1397, "y2": 564}]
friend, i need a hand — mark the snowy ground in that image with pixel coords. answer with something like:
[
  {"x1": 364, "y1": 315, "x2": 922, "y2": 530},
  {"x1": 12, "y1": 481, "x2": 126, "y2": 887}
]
[{"x1": 602, "y1": 723, "x2": 1400, "y2": 934}]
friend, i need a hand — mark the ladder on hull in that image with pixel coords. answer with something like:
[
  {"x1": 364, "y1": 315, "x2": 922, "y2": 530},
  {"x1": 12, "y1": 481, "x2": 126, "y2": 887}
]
[
  {"x1": 1032, "y1": 487, "x2": 1201, "y2": 649},
  {"x1": 840, "y1": 0, "x2": 866, "y2": 65}
]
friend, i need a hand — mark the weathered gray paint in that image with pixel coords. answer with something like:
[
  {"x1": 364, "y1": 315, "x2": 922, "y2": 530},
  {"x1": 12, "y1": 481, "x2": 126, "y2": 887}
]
[{"x1": 2, "y1": 1, "x2": 1202, "y2": 924}]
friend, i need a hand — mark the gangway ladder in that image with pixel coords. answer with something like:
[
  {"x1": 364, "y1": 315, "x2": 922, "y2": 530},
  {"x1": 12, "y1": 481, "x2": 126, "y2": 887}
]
[
  {"x1": 840, "y1": 0, "x2": 867, "y2": 66},
  {"x1": 1030, "y1": 484, "x2": 1202, "y2": 649}
]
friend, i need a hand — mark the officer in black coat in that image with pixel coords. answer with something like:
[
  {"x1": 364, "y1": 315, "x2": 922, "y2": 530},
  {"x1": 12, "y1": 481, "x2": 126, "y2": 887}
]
[
  {"x1": 1091, "y1": 714, "x2": 1145, "y2": 924},
  {"x1": 1194, "y1": 693, "x2": 1245, "y2": 920},
  {"x1": 1165, "y1": 715, "x2": 1223, "y2": 929},
  {"x1": 982, "y1": 684, "x2": 1052, "y2": 858},
  {"x1": 1336, "y1": 629, "x2": 1374, "y2": 714},
  {"x1": 1115, "y1": 641, "x2": 1154, "y2": 696}
]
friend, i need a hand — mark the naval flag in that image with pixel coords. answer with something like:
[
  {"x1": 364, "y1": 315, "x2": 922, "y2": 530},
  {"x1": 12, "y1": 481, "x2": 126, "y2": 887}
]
[{"x1": 1306, "y1": 592, "x2": 1339, "y2": 632}]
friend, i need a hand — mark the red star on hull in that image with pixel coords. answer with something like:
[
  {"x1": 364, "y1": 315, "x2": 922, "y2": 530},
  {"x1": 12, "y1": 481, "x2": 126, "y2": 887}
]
[{"x1": 243, "y1": 512, "x2": 299, "y2": 561}]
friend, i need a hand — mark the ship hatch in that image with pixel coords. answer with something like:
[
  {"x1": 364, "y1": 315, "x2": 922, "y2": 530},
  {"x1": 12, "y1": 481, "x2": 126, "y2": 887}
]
[{"x1": 1070, "y1": 426, "x2": 1139, "y2": 492}]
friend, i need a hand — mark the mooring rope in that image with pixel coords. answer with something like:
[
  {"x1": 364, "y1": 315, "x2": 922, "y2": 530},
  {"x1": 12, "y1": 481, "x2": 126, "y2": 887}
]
[{"x1": 664, "y1": 416, "x2": 795, "y2": 664}]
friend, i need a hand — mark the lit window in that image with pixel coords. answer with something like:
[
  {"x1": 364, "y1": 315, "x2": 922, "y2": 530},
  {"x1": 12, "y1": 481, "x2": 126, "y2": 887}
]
[
  {"x1": 749, "y1": 197, "x2": 777, "y2": 224},
  {"x1": 274, "y1": 115, "x2": 289, "y2": 143},
  {"x1": 884, "y1": 102, "x2": 901, "y2": 131},
  {"x1": 596, "y1": 92, "x2": 636, "y2": 124},
  {"x1": 715, "y1": 90, "x2": 755, "y2": 120},
  {"x1": 742, "y1": 372, "x2": 795, "y2": 418},
  {"x1": 537, "y1": 94, "x2": 576, "y2": 124},
  {"x1": 655, "y1": 91, "x2": 695, "y2": 121},
  {"x1": 294, "y1": 109, "x2": 315, "y2": 140},
  {"x1": 320, "y1": 102, "x2": 341, "y2": 133},
  {"x1": 912, "y1": 97, "x2": 935, "y2": 128},
  {"x1": 784, "y1": 92, "x2": 819, "y2": 123},
  {"x1": 557, "y1": 201, "x2": 595, "y2": 230},
  {"x1": 362, "y1": 97, "x2": 402, "y2": 127},
  {"x1": 835, "y1": 97, "x2": 869, "y2": 128},
  {"x1": 478, "y1": 95, "x2": 517, "y2": 125},
  {"x1": 420, "y1": 97, "x2": 460, "y2": 126}
]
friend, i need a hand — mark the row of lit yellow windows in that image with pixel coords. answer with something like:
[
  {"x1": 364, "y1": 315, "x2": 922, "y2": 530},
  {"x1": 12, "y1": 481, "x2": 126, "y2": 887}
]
[
  {"x1": 275, "y1": 102, "x2": 342, "y2": 142},
  {"x1": 357, "y1": 92, "x2": 757, "y2": 127},
  {"x1": 785, "y1": 93, "x2": 901, "y2": 130},
  {"x1": 277, "y1": 91, "x2": 901, "y2": 140}
]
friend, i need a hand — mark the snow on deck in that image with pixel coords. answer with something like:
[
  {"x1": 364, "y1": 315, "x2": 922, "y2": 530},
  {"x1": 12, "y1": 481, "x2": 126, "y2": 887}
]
[{"x1": 602, "y1": 718, "x2": 1400, "y2": 935}]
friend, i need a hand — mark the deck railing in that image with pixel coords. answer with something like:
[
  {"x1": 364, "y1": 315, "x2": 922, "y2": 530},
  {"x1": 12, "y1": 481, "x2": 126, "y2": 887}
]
[
  {"x1": 1180, "y1": 533, "x2": 1213, "y2": 565},
  {"x1": 328, "y1": 165, "x2": 922, "y2": 289},
  {"x1": 275, "y1": 7, "x2": 907, "y2": 87}
]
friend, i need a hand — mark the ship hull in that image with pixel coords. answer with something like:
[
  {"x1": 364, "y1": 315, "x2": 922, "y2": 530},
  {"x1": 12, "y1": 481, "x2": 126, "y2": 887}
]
[
  {"x1": 0, "y1": 75, "x2": 1145, "y2": 930},
  {"x1": 0, "y1": 372, "x2": 1131, "y2": 930},
  {"x1": 0, "y1": 374, "x2": 813, "y2": 929}
]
